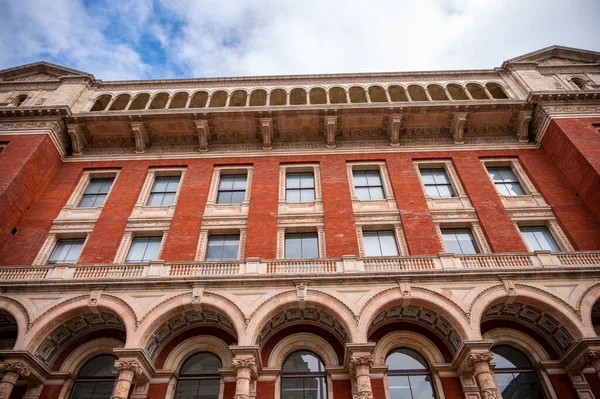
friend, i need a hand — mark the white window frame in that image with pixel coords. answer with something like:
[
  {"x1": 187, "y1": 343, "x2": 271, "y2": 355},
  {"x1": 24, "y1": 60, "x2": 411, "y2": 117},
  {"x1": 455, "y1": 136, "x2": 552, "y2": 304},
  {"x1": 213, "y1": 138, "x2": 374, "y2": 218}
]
[
  {"x1": 204, "y1": 166, "x2": 253, "y2": 217},
  {"x1": 355, "y1": 216, "x2": 408, "y2": 257},
  {"x1": 33, "y1": 230, "x2": 92, "y2": 265},
  {"x1": 114, "y1": 224, "x2": 169, "y2": 263},
  {"x1": 435, "y1": 222, "x2": 491, "y2": 255},
  {"x1": 57, "y1": 169, "x2": 120, "y2": 221},
  {"x1": 278, "y1": 163, "x2": 323, "y2": 214},
  {"x1": 195, "y1": 228, "x2": 246, "y2": 261},
  {"x1": 347, "y1": 162, "x2": 397, "y2": 213},
  {"x1": 414, "y1": 160, "x2": 473, "y2": 211},
  {"x1": 276, "y1": 222, "x2": 326, "y2": 260},
  {"x1": 515, "y1": 220, "x2": 573, "y2": 252},
  {"x1": 130, "y1": 167, "x2": 186, "y2": 219},
  {"x1": 481, "y1": 159, "x2": 547, "y2": 208}
]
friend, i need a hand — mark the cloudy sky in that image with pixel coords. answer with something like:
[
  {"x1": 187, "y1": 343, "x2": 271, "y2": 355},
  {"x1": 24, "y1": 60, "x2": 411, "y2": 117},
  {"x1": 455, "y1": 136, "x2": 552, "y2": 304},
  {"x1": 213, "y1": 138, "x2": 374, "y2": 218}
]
[{"x1": 1, "y1": 0, "x2": 599, "y2": 81}]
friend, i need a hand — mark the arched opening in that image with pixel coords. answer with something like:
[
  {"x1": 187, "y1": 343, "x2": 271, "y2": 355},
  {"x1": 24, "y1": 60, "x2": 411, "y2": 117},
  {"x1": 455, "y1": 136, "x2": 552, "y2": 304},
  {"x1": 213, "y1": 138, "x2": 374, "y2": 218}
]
[
  {"x1": 427, "y1": 84, "x2": 448, "y2": 101},
  {"x1": 407, "y1": 85, "x2": 428, "y2": 101},
  {"x1": 208, "y1": 91, "x2": 227, "y2": 107},
  {"x1": 149, "y1": 92, "x2": 169, "y2": 109},
  {"x1": 128, "y1": 93, "x2": 150, "y2": 110},
  {"x1": 369, "y1": 86, "x2": 388, "y2": 103},
  {"x1": 466, "y1": 83, "x2": 489, "y2": 100},
  {"x1": 486, "y1": 83, "x2": 509, "y2": 99},
  {"x1": 168, "y1": 92, "x2": 189, "y2": 109},
  {"x1": 492, "y1": 346, "x2": 544, "y2": 398},
  {"x1": 571, "y1": 78, "x2": 586, "y2": 90},
  {"x1": 249, "y1": 89, "x2": 267, "y2": 106},
  {"x1": 174, "y1": 352, "x2": 222, "y2": 399},
  {"x1": 269, "y1": 89, "x2": 287, "y2": 106},
  {"x1": 14, "y1": 94, "x2": 28, "y2": 107},
  {"x1": 386, "y1": 348, "x2": 436, "y2": 399},
  {"x1": 388, "y1": 85, "x2": 408, "y2": 102},
  {"x1": 349, "y1": 86, "x2": 368, "y2": 103},
  {"x1": 290, "y1": 88, "x2": 307, "y2": 105},
  {"x1": 447, "y1": 84, "x2": 469, "y2": 100},
  {"x1": 328, "y1": 87, "x2": 347, "y2": 104},
  {"x1": 229, "y1": 90, "x2": 248, "y2": 107},
  {"x1": 281, "y1": 351, "x2": 327, "y2": 398},
  {"x1": 70, "y1": 355, "x2": 117, "y2": 399},
  {"x1": 90, "y1": 95, "x2": 112, "y2": 112},
  {"x1": 309, "y1": 88, "x2": 327, "y2": 104},
  {"x1": 109, "y1": 94, "x2": 131, "y2": 111},
  {"x1": 189, "y1": 91, "x2": 209, "y2": 108},
  {"x1": 0, "y1": 312, "x2": 18, "y2": 350},
  {"x1": 592, "y1": 299, "x2": 600, "y2": 336}
]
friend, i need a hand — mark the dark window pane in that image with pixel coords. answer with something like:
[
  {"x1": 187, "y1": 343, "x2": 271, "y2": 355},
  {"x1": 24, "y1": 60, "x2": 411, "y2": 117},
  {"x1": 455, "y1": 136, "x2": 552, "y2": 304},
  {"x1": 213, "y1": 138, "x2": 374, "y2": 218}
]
[
  {"x1": 281, "y1": 378, "x2": 305, "y2": 399},
  {"x1": 386, "y1": 348, "x2": 428, "y2": 371},
  {"x1": 48, "y1": 239, "x2": 85, "y2": 264},
  {"x1": 442, "y1": 228, "x2": 479, "y2": 255},
  {"x1": 180, "y1": 353, "x2": 222, "y2": 375},
  {"x1": 283, "y1": 351, "x2": 325, "y2": 373},
  {"x1": 492, "y1": 347, "x2": 532, "y2": 369},
  {"x1": 285, "y1": 234, "x2": 303, "y2": 259},
  {"x1": 78, "y1": 195, "x2": 96, "y2": 208},
  {"x1": 504, "y1": 182, "x2": 525, "y2": 196},
  {"x1": 217, "y1": 191, "x2": 232, "y2": 204},
  {"x1": 78, "y1": 355, "x2": 118, "y2": 378},
  {"x1": 302, "y1": 234, "x2": 319, "y2": 258}
]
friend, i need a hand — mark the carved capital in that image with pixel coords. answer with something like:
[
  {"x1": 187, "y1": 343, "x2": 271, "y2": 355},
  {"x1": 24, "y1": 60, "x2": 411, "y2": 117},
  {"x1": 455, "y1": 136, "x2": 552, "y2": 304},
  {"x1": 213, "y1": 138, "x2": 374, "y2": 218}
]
[
  {"x1": 388, "y1": 113, "x2": 402, "y2": 146},
  {"x1": 451, "y1": 112, "x2": 468, "y2": 144},
  {"x1": 195, "y1": 120, "x2": 210, "y2": 151},
  {"x1": 481, "y1": 389, "x2": 501, "y2": 399},
  {"x1": 113, "y1": 360, "x2": 144, "y2": 376},
  {"x1": 516, "y1": 110, "x2": 532, "y2": 143},
  {"x1": 66, "y1": 124, "x2": 87, "y2": 155},
  {"x1": 232, "y1": 358, "x2": 257, "y2": 377},
  {"x1": 0, "y1": 363, "x2": 30, "y2": 378},
  {"x1": 467, "y1": 352, "x2": 494, "y2": 368},
  {"x1": 130, "y1": 122, "x2": 148, "y2": 153},
  {"x1": 353, "y1": 393, "x2": 374, "y2": 399},
  {"x1": 259, "y1": 118, "x2": 273, "y2": 150},
  {"x1": 581, "y1": 350, "x2": 600, "y2": 367},
  {"x1": 350, "y1": 355, "x2": 374, "y2": 369},
  {"x1": 324, "y1": 116, "x2": 337, "y2": 148}
]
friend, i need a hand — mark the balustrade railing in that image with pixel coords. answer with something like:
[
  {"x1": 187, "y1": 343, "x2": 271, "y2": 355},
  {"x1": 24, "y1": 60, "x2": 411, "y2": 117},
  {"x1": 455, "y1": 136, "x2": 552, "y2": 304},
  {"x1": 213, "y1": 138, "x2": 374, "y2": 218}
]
[
  {"x1": 169, "y1": 262, "x2": 240, "y2": 276},
  {"x1": 266, "y1": 259, "x2": 337, "y2": 274},
  {"x1": 557, "y1": 252, "x2": 600, "y2": 267},
  {"x1": 364, "y1": 257, "x2": 436, "y2": 272},
  {"x1": 459, "y1": 254, "x2": 533, "y2": 269},
  {"x1": 73, "y1": 265, "x2": 144, "y2": 278}
]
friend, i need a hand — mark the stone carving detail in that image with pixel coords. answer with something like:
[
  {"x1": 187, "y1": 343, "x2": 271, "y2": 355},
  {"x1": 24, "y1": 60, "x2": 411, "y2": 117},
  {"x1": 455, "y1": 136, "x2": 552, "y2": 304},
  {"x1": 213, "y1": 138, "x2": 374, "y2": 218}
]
[
  {"x1": 398, "y1": 280, "x2": 411, "y2": 305},
  {"x1": 451, "y1": 112, "x2": 468, "y2": 144},
  {"x1": 500, "y1": 278, "x2": 517, "y2": 296},
  {"x1": 0, "y1": 363, "x2": 31, "y2": 399},
  {"x1": 0, "y1": 363, "x2": 31, "y2": 377},
  {"x1": 467, "y1": 352, "x2": 501, "y2": 399},
  {"x1": 296, "y1": 283, "x2": 307, "y2": 309},
  {"x1": 67, "y1": 124, "x2": 87, "y2": 155},
  {"x1": 388, "y1": 113, "x2": 402, "y2": 146},
  {"x1": 350, "y1": 356, "x2": 374, "y2": 368},
  {"x1": 192, "y1": 285, "x2": 205, "y2": 310},
  {"x1": 88, "y1": 288, "x2": 103, "y2": 311},
  {"x1": 580, "y1": 350, "x2": 600, "y2": 367},
  {"x1": 259, "y1": 118, "x2": 273, "y2": 150},
  {"x1": 350, "y1": 355, "x2": 374, "y2": 399},
  {"x1": 130, "y1": 122, "x2": 149, "y2": 153},
  {"x1": 114, "y1": 360, "x2": 144, "y2": 375},
  {"x1": 195, "y1": 120, "x2": 210, "y2": 151},
  {"x1": 324, "y1": 116, "x2": 337, "y2": 148},
  {"x1": 112, "y1": 360, "x2": 144, "y2": 399},
  {"x1": 515, "y1": 111, "x2": 532, "y2": 143}
]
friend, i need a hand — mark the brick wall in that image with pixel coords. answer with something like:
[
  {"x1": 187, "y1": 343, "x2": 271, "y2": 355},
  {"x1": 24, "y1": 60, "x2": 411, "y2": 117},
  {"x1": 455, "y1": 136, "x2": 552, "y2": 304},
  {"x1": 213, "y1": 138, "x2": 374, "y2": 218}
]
[
  {"x1": 146, "y1": 384, "x2": 168, "y2": 399},
  {"x1": 256, "y1": 380, "x2": 275, "y2": 399},
  {"x1": 38, "y1": 385, "x2": 61, "y2": 399},
  {"x1": 549, "y1": 373, "x2": 578, "y2": 399},
  {"x1": 585, "y1": 372, "x2": 600, "y2": 399},
  {"x1": 440, "y1": 377, "x2": 464, "y2": 399},
  {"x1": 332, "y1": 379, "x2": 353, "y2": 398}
]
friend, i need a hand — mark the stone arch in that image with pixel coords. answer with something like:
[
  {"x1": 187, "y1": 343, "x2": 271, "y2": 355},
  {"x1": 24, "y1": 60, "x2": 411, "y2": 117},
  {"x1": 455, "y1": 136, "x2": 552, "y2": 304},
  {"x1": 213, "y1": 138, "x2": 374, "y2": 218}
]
[
  {"x1": 135, "y1": 292, "x2": 246, "y2": 351},
  {"x1": 309, "y1": 87, "x2": 327, "y2": 104},
  {"x1": 229, "y1": 90, "x2": 248, "y2": 107},
  {"x1": 149, "y1": 92, "x2": 170, "y2": 109},
  {"x1": 373, "y1": 330, "x2": 445, "y2": 367},
  {"x1": 209, "y1": 90, "x2": 228, "y2": 107},
  {"x1": 168, "y1": 92, "x2": 189, "y2": 109},
  {"x1": 407, "y1": 85, "x2": 428, "y2": 101},
  {"x1": 579, "y1": 284, "x2": 600, "y2": 336},
  {"x1": 268, "y1": 332, "x2": 338, "y2": 368},
  {"x1": 0, "y1": 296, "x2": 29, "y2": 349},
  {"x1": 289, "y1": 88, "x2": 307, "y2": 105},
  {"x1": 247, "y1": 289, "x2": 358, "y2": 346},
  {"x1": 328, "y1": 87, "x2": 347, "y2": 104},
  {"x1": 90, "y1": 94, "x2": 112, "y2": 111},
  {"x1": 269, "y1": 88, "x2": 287, "y2": 106},
  {"x1": 349, "y1": 86, "x2": 368, "y2": 103},
  {"x1": 485, "y1": 83, "x2": 509, "y2": 99},
  {"x1": 249, "y1": 89, "x2": 267, "y2": 106},
  {"x1": 484, "y1": 328, "x2": 551, "y2": 365},
  {"x1": 388, "y1": 85, "x2": 408, "y2": 102},
  {"x1": 58, "y1": 337, "x2": 124, "y2": 374},
  {"x1": 368, "y1": 86, "x2": 388, "y2": 103},
  {"x1": 447, "y1": 84, "x2": 469, "y2": 100},
  {"x1": 162, "y1": 335, "x2": 233, "y2": 371},
  {"x1": 466, "y1": 83, "x2": 489, "y2": 99},
  {"x1": 109, "y1": 94, "x2": 131, "y2": 111},
  {"x1": 25, "y1": 295, "x2": 136, "y2": 354},
  {"x1": 189, "y1": 91, "x2": 209, "y2": 108},
  {"x1": 129, "y1": 93, "x2": 151, "y2": 110},
  {"x1": 427, "y1": 84, "x2": 448, "y2": 101}
]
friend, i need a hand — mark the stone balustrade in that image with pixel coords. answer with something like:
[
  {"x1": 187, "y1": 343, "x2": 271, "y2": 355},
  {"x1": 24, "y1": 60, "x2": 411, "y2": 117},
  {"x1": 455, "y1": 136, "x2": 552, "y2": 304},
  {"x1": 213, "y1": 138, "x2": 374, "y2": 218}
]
[{"x1": 0, "y1": 251, "x2": 598, "y2": 282}]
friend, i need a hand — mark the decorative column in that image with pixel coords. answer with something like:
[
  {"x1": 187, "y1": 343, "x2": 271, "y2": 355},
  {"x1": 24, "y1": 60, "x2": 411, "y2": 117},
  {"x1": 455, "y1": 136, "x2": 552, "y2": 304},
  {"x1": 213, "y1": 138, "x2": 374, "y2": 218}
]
[
  {"x1": 232, "y1": 358, "x2": 257, "y2": 399},
  {"x1": 581, "y1": 351, "x2": 600, "y2": 378},
  {"x1": 112, "y1": 360, "x2": 143, "y2": 399},
  {"x1": 0, "y1": 363, "x2": 30, "y2": 399},
  {"x1": 467, "y1": 352, "x2": 500, "y2": 399},
  {"x1": 350, "y1": 355, "x2": 374, "y2": 399}
]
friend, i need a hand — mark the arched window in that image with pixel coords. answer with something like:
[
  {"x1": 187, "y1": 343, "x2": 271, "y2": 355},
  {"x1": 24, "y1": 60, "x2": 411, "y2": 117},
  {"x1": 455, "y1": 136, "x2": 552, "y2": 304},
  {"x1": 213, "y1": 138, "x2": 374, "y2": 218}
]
[
  {"x1": 174, "y1": 353, "x2": 222, "y2": 399},
  {"x1": 281, "y1": 351, "x2": 327, "y2": 399},
  {"x1": 70, "y1": 355, "x2": 117, "y2": 399},
  {"x1": 386, "y1": 348, "x2": 436, "y2": 399},
  {"x1": 492, "y1": 346, "x2": 544, "y2": 399}
]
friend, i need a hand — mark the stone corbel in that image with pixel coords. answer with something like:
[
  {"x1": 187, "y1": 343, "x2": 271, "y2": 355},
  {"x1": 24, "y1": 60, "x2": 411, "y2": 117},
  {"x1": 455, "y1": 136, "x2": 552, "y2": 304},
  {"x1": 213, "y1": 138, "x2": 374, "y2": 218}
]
[
  {"x1": 451, "y1": 112, "x2": 468, "y2": 144},
  {"x1": 259, "y1": 118, "x2": 273, "y2": 150},
  {"x1": 195, "y1": 120, "x2": 210, "y2": 151},
  {"x1": 397, "y1": 279, "x2": 411, "y2": 306},
  {"x1": 388, "y1": 113, "x2": 402, "y2": 146},
  {"x1": 499, "y1": 277, "x2": 517, "y2": 302},
  {"x1": 191, "y1": 284, "x2": 205, "y2": 311},
  {"x1": 66, "y1": 124, "x2": 87, "y2": 155},
  {"x1": 130, "y1": 122, "x2": 149, "y2": 153},
  {"x1": 516, "y1": 110, "x2": 533, "y2": 143},
  {"x1": 88, "y1": 287, "x2": 104, "y2": 314},
  {"x1": 295, "y1": 282, "x2": 308, "y2": 310},
  {"x1": 324, "y1": 116, "x2": 337, "y2": 148}
]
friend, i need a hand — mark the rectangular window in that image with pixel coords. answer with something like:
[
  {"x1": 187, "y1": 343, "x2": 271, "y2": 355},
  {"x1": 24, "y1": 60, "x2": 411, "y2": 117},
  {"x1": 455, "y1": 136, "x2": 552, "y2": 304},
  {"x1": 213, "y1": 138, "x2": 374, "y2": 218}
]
[
  {"x1": 441, "y1": 228, "x2": 479, "y2": 254},
  {"x1": 126, "y1": 236, "x2": 162, "y2": 263},
  {"x1": 217, "y1": 174, "x2": 247, "y2": 204},
  {"x1": 47, "y1": 238, "x2": 85, "y2": 264},
  {"x1": 205, "y1": 235, "x2": 240, "y2": 261},
  {"x1": 420, "y1": 168, "x2": 455, "y2": 198},
  {"x1": 147, "y1": 175, "x2": 180, "y2": 206},
  {"x1": 285, "y1": 233, "x2": 318, "y2": 259},
  {"x1": 353, "y1": 170, "x2": 385, "y2": 200},
  {"x1": 363, "y1": 231, "x2": 398, "y2": 257},
  {"x1": 519, "y1": 226, "x2": 560, "y2": 252},
  {"x1": 286, "y1": 172, "x2": 315, "y2": 203},
  {"x1": 487, "y1": 167, "x2": 525, "y2": 196},
  {"x1": 78, "y1": 178, "x2": 115, "y2": 207}
]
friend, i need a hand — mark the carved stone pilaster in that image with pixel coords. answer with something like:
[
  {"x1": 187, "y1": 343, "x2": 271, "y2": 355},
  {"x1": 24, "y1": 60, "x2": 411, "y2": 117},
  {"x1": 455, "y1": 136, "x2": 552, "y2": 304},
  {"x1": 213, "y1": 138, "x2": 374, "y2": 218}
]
[
  {"x1": 0, "y1": 363, "x2": 31, "y2": 399},
  {"x1": 66, "y1": 124, "x2": 87, "y2": 155},
  {"x1": 516, "y1": 110, "x2": 532, "y2": 143},
  {"x1": 112, "y1": 360, "x2": 143, "y2": 399},
  {"x1": 259, "y1": 117, "x2": 273, "y2": 150},
  {"x1": 350, "y1": 355, "x2": 374, "y2": 399},
  {"x1": 451, "y1": 112, "x2": 468, "y2": 144},
  {"x1": 324, "y1": 116, "x2": 337, "y2": 148},
  {"x1": 388, "y1": 113, "x2": 402, "y2": 146},
  {"x1": 232, "y1": 358, "x2": 257, "y2": 399},
  {"x1": 130, "y1": 122, "x2": 148, "y2": 153},
  {"x1": 195, "y1": 120, "x2": 210, "y2": 151},
  {"x1": 467, "y1": 352, "x2": 500, "y2": 399}
]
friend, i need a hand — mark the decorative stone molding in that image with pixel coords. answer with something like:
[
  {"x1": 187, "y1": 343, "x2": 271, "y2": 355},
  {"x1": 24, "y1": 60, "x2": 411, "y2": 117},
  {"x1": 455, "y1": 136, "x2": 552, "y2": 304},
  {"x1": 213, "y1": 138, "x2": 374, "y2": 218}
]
[
  {"x1": 500, "y1": 277, "x2": 517, "y2": 298},
  {"x1": 388, "y1": 113, "x2": 402, "y2": 146},
  {"x1": 194, "y1": 119, "x2": 210, "y2": 151},
  {"x1": 88, "y1": 288, "x2": 103, "y2": 312},
  {"x1": 516, "y1": 110, "x2": 532, "y2": 143},
  {"x1": 0, "y1": 118, "x2": 68, "y2": 156},
  {"x1": 350, "y1": 355, "x2": 374, "y2": 399},
  {"x1": 259, "y1": 117, "x2": 272, "y2": 150},
  {"x1": 466, "y1": 352, "x2": 501, "y2": 399},
  {"x1": 295, "y1": 283, "x2": 307, "y2": 309},
  {"x1": 112, "y1": 360, "x2": 144, "y2": 399},
  {"x1": 0, "y1": 363, "x2": 31, "y2": 399},
  {"x1": 0, "y1": 363, "x2": 31, "y2": 377},
  {"x1": 324, "y1": 115, "x2": 337, "y2": 148},
  {"x1": 232, "y1": 357, "x2": 258, "y2": 399},
  {"x1": 398, "y1": 280, "x2": 411, "y2": 306},
  {"x1": 66, "y1": 124, "x2": 87, "y2": 155},
  {"x1": 451, "y1": 112, "x2": 468, "y2": 144},
  {"x1": 580, "y1": 351, "x2": 600, "y2": 368},
  {"x1": 130, "y1": 122, "x2": 149, "y2": 153},
  {"x1": 114, "y1": 360, "x2": 144, "y2": 375},
  {"x1": 191, "y1": 284, "x2": 205, "y2": 311}
]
